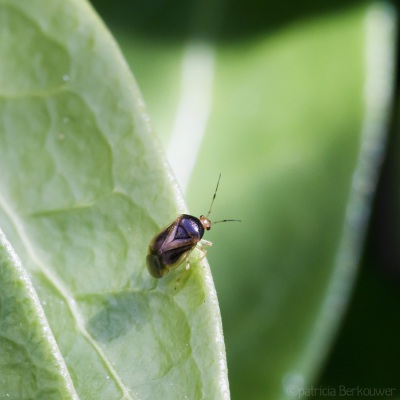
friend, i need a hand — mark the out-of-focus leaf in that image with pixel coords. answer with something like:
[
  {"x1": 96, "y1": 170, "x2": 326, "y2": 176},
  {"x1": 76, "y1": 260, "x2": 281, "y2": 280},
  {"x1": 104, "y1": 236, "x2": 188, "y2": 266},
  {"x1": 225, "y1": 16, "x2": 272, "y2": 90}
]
[{"x1": 189, "y1": 4, "x2": 395, "y2": 399}]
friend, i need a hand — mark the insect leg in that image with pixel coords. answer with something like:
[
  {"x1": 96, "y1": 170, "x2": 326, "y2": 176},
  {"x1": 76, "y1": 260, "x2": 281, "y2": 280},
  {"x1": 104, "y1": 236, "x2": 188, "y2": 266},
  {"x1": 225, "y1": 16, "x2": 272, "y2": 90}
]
[
  {"x1": 200, "y1": 239, "x2": 213, "y2": 247},
  {"x1": 194, "y1": 239, "x2": 213, "y2": 263}
]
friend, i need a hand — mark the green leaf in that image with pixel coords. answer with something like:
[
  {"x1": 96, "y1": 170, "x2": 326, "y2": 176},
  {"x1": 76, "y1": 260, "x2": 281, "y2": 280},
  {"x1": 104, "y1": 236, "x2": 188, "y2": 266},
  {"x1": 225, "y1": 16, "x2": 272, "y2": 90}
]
[
  {"x1": 0, "y1": 0, "x2": 229, "y2": 399},
  {"x1": 0, "y1": 230, "x2": 77, "y2": 399},
  {"x1": 96, "y1": 1, "x2": 396, "y2": 399}
]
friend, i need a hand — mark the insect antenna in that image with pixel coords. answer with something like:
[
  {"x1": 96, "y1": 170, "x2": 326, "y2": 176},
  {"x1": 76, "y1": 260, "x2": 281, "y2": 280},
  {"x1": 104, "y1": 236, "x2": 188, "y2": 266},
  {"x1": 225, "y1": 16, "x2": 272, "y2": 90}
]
[
  {"x1": 206, "y1": 174, "x2": 241, "y2": 225},
  {"x1": 206, "y1": 173, "x2": 221, "y2": 218},
  {"x1": 213, "y1": 219, "x2": 241, "y2": 225}
]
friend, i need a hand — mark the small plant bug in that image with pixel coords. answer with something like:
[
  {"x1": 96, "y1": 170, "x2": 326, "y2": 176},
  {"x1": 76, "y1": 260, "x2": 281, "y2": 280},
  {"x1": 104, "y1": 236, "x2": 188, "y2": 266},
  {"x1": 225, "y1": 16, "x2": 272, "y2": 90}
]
[{"x1": 146, "y1": 174, "x2": 240, "y2": 278}]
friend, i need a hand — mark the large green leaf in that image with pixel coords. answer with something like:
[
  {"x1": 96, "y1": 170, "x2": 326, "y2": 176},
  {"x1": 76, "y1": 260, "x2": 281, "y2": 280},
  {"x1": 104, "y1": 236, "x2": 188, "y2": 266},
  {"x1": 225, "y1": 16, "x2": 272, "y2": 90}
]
[
  {"x1": 0, "y1": 0, "x2": 229, "y2": 399},
  {"x1": 94, "y1": 1, "x2": 396, "y2": 399}
]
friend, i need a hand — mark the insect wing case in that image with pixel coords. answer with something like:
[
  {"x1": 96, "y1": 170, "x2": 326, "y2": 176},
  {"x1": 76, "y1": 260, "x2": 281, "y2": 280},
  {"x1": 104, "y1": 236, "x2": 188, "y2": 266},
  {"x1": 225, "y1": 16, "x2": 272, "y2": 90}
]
[{"x1": 146, "y1": 214, "x2": 205, "y2": 278}]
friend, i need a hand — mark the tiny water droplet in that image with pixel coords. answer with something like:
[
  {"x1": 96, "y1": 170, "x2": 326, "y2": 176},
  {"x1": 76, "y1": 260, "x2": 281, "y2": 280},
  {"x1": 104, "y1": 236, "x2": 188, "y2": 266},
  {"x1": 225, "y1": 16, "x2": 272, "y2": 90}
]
[
  {"x1": 62, "y1": 74, "x2": 70, "y2": 82},
  {"x1": 106, "y1": 375, "x2": 110, "y2": 380}
]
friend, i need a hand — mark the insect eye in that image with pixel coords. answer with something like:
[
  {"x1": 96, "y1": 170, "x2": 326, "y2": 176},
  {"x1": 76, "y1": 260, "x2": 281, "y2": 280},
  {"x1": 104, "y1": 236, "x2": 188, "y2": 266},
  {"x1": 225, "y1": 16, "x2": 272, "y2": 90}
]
[{"x1": 200, "y1": 215, "x2": 212, "y2": 231}]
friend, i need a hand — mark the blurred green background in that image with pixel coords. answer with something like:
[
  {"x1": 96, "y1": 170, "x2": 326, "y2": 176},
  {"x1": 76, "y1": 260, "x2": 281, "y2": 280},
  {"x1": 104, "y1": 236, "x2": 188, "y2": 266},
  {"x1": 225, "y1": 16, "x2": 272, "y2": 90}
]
[{"x1": 89, "y1": 1, "x2": 400, "y2": 399}]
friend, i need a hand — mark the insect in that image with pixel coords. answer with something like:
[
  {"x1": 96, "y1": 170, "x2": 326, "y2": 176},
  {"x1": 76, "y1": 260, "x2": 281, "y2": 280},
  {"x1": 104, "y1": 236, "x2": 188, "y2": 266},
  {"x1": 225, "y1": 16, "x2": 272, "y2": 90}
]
[{"x1": 146, "y1": 175, "x2": 240, "y2": 278}]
